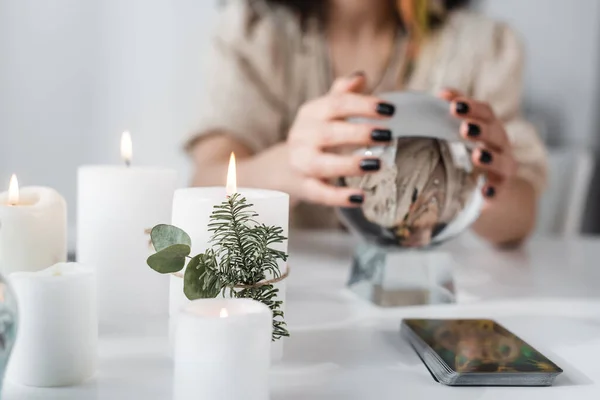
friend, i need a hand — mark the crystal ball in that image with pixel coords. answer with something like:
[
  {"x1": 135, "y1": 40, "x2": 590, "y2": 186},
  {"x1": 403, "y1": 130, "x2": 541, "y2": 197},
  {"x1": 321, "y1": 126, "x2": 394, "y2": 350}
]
[{"x1": 338, "y1": 92, "x2": 485, "y2": 248}]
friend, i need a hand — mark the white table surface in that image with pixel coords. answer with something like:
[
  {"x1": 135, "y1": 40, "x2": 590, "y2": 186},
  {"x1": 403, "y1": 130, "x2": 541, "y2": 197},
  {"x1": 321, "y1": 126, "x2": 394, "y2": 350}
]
[{"x1": 5, "y1": 231, "x2": 600, "y2": 399}]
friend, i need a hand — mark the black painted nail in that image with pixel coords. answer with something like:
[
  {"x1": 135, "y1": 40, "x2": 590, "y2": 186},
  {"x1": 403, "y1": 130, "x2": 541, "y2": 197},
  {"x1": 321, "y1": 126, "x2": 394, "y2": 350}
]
[
  {"x1": 376, "y1": 102, "x2": 395, "y2": 116},
  {"x1": 432, "y1": 223, "x2": 448, "y2": 238},
  {"x1": 479, "y1": 150, "x2": 493, "y2": 164},
  {"x1": 484, "y1": 186, "x2": 496, "y2": 198},
  {"x1": 467, "y1": 123, "x2": 481, "y2": 137},
  {"x1": 360, "y1": 158, "x2": 381, "y2": 171},
  {"x1": 371, "y1": 129, "x2": 392, "y2": 142},
  {"x1": 349, "y1": 194, "x2": 364, "y2": 204},
  {"x1": 456, "y1": 102, "x2": 470, "y2": 115}
]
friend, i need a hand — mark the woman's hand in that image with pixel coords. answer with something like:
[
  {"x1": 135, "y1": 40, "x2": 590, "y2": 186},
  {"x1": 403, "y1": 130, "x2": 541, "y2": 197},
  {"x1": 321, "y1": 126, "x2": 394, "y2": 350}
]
[
  {"x1": 439, "y1": 89, "x2": 537, "y2": 246},
  {"x1": 439, "y1": 89, "x2": 517, "y2": 202},
  {"x1": 286, "y1": 73, "x2": 396, "y2": 207}
]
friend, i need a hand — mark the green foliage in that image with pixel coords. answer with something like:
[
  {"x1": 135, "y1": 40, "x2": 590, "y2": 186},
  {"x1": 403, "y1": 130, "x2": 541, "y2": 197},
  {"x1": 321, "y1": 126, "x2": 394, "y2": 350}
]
[
  {"x1": 150, "y1": 224, "x2": 191, "y2": 252},
  {"x1": 147, "y1": 244, "x2": 190, "y2": 273},
  {"x1": 146, "y1": 193, "x2": 289, "y2": 341},
  {"x1": 184, "y1": 253, "x2": 221, "y2": 300}
]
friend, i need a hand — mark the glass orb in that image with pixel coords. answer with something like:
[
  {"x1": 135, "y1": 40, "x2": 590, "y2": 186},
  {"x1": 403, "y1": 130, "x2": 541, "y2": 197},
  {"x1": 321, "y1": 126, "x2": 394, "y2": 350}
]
[
  {"x1": 0, "y1": 274, "x2": 18, "y2": 389},
  {"x1": 338, "y1": 92, "x2": 485, "y2": 249}
]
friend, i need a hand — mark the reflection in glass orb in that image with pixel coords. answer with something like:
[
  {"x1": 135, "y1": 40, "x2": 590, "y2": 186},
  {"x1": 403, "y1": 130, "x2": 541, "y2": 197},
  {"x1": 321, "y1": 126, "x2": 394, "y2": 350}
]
[{"x1": 339, "y1": 136, "x2": 484, "y2": 248}]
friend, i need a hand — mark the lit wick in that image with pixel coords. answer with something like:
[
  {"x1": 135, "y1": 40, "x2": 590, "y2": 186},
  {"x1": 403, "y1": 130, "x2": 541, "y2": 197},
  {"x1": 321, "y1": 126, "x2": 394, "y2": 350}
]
[
  {"x1": 8, "y1": 174, "x2": 19, "y2": 206},
  {"x1": 226, "y1": 152, "x2": 237, "y2": 197},
  {"x1": 220, "y1": 308, "x2": 229, "y2": 318},
  {"x1": 121, "y1": 131, "x2": 133, "y2": 168}
]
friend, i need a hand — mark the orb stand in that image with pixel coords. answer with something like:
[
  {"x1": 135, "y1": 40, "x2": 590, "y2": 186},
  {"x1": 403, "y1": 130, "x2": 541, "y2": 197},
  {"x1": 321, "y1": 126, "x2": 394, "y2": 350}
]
[{"x1": 347, "y1": 243, "x2": 456, "y2": 308}]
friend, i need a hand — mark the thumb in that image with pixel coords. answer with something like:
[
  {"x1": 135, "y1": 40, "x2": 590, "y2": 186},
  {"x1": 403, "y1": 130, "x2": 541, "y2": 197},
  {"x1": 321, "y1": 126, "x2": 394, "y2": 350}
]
[
  {"x1": 329, "y1": 71, "x2": 367, "y2": 94},
  {"x1": 438, "y1": 88, "x2": 464, "y2": 102}
]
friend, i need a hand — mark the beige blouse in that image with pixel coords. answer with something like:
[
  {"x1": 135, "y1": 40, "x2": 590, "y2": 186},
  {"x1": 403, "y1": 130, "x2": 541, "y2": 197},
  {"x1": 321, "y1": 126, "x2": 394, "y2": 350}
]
[{"x1": 188, "y1": 0, "x2": 548, "y2": 229}]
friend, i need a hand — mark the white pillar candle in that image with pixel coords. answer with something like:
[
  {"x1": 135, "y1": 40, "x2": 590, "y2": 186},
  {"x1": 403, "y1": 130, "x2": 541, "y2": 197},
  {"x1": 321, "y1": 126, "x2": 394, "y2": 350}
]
[
  {"x1": 169, "y1": 186, "x2": 289, "y2": 359},
  {"x1": 0, "y1": 176, "x2": 67, "y2": 275},
  {"x1": 77, "y1": 165, "x2": 177, "y2": 324},
  {"x1": 77, "y1": 132, "x2": 177, "y2": 325},
  {"x1": 8, "y1": 263, "x2": 97, "y2": 387},
  {"x1": 174, "y1": 299, "x2": 272, "y2": 400}
]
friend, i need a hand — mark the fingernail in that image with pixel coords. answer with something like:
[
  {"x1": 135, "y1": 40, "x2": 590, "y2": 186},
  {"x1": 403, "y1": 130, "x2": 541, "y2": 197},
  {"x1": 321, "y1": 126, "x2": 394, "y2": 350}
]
[
  {"x1": 371, "y1": 129, "x2": 392, "y2": 142},
  {"x1": 360, "y1": 158, "x2": 381, "y2": 171},
  {"x1": 455, "y1": 102, "x2": 470, "y2": 115},
  {"x1": 350, "y1": 70, "x2": 365, "y2": 77},
  {"x1": 479, "y1": 150, "x2": 493, "y2": 164},
  {"x1": 349, "y1": 194, "x2": 364, "y2": 204},
  {"x1": 467, "y1": 123, "x2": 481, "y2": 137},
  {"x1": 376, "y1": 102, "x2": 395, "y2": 116},
  {"x1": 484, "y1": 186, "x2": 496, "y2": 198}
]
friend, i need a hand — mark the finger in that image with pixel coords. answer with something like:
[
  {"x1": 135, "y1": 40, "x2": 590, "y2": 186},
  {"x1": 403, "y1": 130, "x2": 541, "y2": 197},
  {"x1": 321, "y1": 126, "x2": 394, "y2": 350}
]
[
  {"x1": 460, "y1": 120, "x2": 509, "y2": 151},
  {"x1": 451, "y1": 97, "x2": 495, "y2": 122},
  {"x1": 311, "y1": 93, "x2": 396, "y2": 120},
  {"x1": 472, "y1": 148, "x2": 517, "y2": 179},
  {"x1": 438, "y1": 88, "x2": 464, "y2": 102},
  {"x1": 329, "y1": 71, "x2": 368, "y2": 94},
  {"x1": 301, "y1": 178, "x2": 365, "y2": 208},
  {"x1": 319, "y1": 122, "x2": 392, "y2": 148},
  {"x1": 290, "y1": 148, "x2": 382, "y2": 178},
  {"x1": 481, "y1": 175, "x2": 505, "y2": 200},
  {"x1": 309, "y1": 153, "x2": 382, "y2": 179}
]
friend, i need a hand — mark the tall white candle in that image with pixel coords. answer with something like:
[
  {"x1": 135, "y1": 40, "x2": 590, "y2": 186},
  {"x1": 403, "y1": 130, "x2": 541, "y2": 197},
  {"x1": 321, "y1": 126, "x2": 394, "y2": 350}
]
[
  {"x1": 7, "y1": 263, "x2": 97, "y2": 387},
  {"x1": 174, "y1": 299, "x2": 272, "y2": 400},
  {"x1": 0, "y1": 176, "x2": 67, "y2": 275},
  {"x1": 77, "y1": 133, "x2": 177, "y2": 325}
]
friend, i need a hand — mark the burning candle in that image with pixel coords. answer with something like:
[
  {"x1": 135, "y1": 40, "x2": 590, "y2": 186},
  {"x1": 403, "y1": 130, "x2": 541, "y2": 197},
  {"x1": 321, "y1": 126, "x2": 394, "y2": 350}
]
[
  {"x1": 173, "y1": 299, "x2": 272, "y2": 400},
  {"x1": 0, "y1": 175, "x2": 67, "y2": 274},
  {"x1": 169, "y1": 153, "x2": 289, "y2": 360},
  {"x1": 8, "y1": 175, "x2": 19, "y2": 206},
  {"x1": 77, "y1": 132, "x2": 177, "y2": 326}
]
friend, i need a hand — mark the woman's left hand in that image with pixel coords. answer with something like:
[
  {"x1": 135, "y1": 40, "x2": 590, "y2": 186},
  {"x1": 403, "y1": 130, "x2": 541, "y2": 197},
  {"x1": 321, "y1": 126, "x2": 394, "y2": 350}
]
[{"x1": 439, "y1": 89, "x2": 517, "y2": 200}]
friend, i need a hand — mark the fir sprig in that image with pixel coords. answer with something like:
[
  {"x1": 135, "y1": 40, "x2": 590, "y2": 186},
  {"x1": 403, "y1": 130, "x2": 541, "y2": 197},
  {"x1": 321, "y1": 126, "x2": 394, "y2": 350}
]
[{"x1": 147, "y1": 193, "x2": 289, "y2": 341}]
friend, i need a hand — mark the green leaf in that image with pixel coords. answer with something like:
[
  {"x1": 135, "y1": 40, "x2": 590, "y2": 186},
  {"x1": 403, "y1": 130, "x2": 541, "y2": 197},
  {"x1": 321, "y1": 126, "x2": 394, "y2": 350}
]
[
  {"x1": 150, "y1": 224, "x2": 191, "y2": 252},
  {"x1": 147, "y1": 244, "x2": 190, "y2": 273},
  {"x1": 184, "y1": 253, "x2": 221, "y2": 300}
]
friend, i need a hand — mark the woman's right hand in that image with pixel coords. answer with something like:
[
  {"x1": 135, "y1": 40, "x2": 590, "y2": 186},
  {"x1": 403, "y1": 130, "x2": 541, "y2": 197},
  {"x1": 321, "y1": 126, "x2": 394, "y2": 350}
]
[{"x1": 286, "y1": 73, "x2": 396, "y2": 207}]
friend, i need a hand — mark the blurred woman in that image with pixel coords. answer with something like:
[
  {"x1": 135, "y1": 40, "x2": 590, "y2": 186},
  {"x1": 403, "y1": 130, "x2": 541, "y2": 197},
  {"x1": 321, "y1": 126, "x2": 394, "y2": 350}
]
[{"x1": 186, "y1": 0, "x2": 547, "y2": 246}]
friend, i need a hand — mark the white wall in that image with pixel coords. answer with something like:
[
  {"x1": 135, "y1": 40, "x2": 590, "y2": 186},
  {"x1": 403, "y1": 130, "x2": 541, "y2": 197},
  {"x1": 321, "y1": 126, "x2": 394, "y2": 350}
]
[
  {"x1": 0, "y1": 0, "x2": 96, "y2": 237},
  {"x1": 478, "y1": 0, "x2": 600, "y2": 148},
  {"x1": 0, "y1": 1, "x2": 218, "y2": 242}
]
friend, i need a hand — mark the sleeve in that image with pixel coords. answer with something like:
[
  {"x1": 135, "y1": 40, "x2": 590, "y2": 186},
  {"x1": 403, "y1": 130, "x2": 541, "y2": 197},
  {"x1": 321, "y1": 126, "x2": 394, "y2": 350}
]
[
  {"x1": 184, "y1": 0, "x2": 290, "y2": 154},
  {"x1": 472, "y1": 23, "x2": 548, "y2": 195}
]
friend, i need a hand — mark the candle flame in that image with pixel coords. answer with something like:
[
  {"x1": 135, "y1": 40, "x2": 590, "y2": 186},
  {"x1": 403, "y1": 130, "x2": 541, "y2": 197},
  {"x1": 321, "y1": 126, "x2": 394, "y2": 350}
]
[
  {"x1": 219, "y1": 308, "x2": 229, "y2": 318},
  {"x1": 226, "y1": 152, "x2": 237, "y2": 196},
  {"x1": 8, "y1": 174, "x2": 19, "y2": 206},
  {"x1": 121, "y1": 131, "x2": 133, "y2": 166}
]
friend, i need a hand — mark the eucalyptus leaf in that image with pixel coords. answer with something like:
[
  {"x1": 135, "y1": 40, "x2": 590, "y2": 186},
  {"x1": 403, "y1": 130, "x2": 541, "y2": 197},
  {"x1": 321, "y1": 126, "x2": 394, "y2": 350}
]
[
  {"x1": 184, "y1": 254, "x2": 221, "y2": 300},
  {"x1": 150, "y1": 224, "x2": 191, "y2": 252},
  {"x1": 147, "y1": 244, "x2": 190, "y2": 274}
]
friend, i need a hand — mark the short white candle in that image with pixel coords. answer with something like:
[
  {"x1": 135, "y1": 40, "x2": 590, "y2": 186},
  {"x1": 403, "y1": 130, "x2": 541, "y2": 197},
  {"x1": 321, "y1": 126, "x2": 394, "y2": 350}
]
[
  {"x1": 77, "y1": 132, "x2": 177, "y2": 325},
  {"x1": 0, "y1": 175, "x2": 67, "y2": 274},
  {"x1": 8, "y1": 263, "x2": 97, "y2": 387},
  {"x1": 169, "y1": 155, "x2": 289, "y2": 360},
  {"x1": 174, "y1": 298, "x2": 272, "y2": 400}
]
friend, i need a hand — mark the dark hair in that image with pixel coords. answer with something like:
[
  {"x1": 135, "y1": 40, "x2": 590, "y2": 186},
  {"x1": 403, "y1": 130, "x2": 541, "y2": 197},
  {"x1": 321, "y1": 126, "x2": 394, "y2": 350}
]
[{"x1": 263, "y1": 0, "x2": 470, "y2": 29}]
